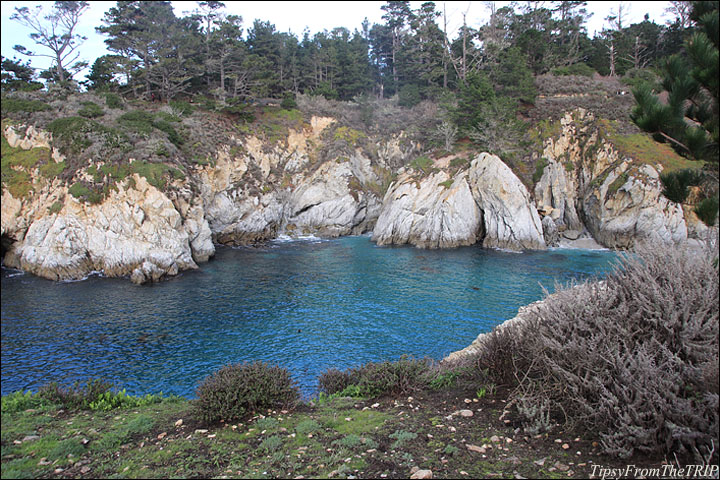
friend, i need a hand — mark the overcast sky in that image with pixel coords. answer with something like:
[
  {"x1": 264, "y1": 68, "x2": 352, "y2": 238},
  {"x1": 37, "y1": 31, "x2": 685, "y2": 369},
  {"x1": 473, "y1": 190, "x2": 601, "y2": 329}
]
[{"x1": 1, "y1": 1, "x2": 675, "y2": 79}]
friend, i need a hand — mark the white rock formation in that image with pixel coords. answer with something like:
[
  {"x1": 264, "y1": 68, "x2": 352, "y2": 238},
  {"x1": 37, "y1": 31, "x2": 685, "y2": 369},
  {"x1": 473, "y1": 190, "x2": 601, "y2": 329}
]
[{"x1": 373, "y1": 153, "x2": 545, "y2": 251}]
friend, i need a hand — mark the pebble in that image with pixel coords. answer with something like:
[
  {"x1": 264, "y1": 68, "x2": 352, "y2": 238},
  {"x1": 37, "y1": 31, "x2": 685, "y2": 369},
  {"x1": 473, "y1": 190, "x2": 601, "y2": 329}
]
[
  {"x1": 175, "y1": 419, "x2": 183, "y2": 427},
  {"x1": 157, "y1": 432, "x2": 167, "y2": 440},
  {"x1": 466, "y1": 444, "x2": 486, "y2": 454},
  {"x1": 410, "y1": 469, "x2": 433, "y2": 479},
  {"x1": 195, "y1": 429, "x2": 208, "y2": 434},
  {"x1": 490, "y1": 435, "x2": 501, "y2": 443},
  {"x1": 371, "y1": 403, "x2": 380, "y2": 408},
  {"x1": 555, "y1": 462, "x2": 570, "y2": 472},
  {"x1": 534, "y1": 458, "x2": 546, "y2": 467},
  {"x1": 458, "y1": 410, "x2": 473, "y2": 417},
  {"x1": 464, "y1": 398, "x2": 472, "y2": 404},
  {"x1": 562, "y1": 443, "x2": 570, "y2": 450},
  {"x1": 38, "y1": 458, "x2": 51, "y2": 466},
  {"x1": 80, "y1": 466, "x2": 91, "y2": 474},
  {"x1": 22, "y1": 435, "x2": 40, "y2": 442}
]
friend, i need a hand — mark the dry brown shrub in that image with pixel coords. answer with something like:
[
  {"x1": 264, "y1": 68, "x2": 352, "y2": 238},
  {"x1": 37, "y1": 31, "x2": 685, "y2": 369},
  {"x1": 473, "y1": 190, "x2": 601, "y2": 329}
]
[{"x1": 481, "y1": 241, "x2": 719, "y2": 461}]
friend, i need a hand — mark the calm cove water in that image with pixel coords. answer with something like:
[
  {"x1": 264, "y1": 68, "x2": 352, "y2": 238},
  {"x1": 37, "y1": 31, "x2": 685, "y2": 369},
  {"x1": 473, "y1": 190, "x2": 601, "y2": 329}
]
[{"x1": 1, "y1": 235, "x2": 619, "y2": 397}]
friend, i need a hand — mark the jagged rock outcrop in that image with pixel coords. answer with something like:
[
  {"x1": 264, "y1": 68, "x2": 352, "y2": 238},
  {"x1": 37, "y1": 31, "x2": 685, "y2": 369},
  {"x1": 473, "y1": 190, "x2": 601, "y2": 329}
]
[
  {"x1": 372, "y1": 170, "x2": 483, "y2": 248},
  {"x1": 534, "y1": 109, "x2": 688, "y2": 248},
  {"x1": 468, "y1": 153, "x2": 546, "y2": 250},
  {"x1": 372, "y1": 153, "x2": 546, "y2": 250},
  {"x1": 3, "y1": 175, "x2": 201, "y2": 283},
  {"x1": 1, "y1": 118, "x2": 385, "y2": 283}
]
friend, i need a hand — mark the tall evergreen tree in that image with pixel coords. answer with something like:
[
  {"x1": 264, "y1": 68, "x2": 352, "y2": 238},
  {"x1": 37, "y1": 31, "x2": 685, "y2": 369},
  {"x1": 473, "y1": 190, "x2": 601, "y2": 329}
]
[
  {"x1": 631, "y1": 1, "x2": 719, "y2": 161},
  {"x1": 11, "y1": 1, "x2": 89, "y2": 83}
]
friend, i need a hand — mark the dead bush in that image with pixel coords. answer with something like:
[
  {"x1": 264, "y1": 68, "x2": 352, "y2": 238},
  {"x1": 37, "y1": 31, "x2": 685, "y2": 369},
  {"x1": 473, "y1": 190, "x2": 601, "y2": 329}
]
[{"x1": 495, "y1": 241, "x2": 718, "y2": 461}]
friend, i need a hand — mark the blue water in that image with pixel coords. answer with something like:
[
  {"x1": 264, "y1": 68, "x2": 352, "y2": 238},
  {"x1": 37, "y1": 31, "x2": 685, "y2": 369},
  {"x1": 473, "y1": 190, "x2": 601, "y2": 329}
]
[{"x1": 1, "y1": 235, "x2": 619, "y2": 398}]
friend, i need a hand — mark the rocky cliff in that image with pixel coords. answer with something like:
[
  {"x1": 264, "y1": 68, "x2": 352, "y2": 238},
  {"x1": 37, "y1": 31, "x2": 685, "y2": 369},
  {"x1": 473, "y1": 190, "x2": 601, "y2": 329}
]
[
  {"x1": 2, "y1": 107, "x2": 713, "y2": 284},
  {"x1": 533, "y1": 109, "x2": 715, "y2": 248},
  {"x1": 1, "y1": 117, "x2": 387, "y2": 283},
  {"x1": 372, "y1": 153, "x2": 546, "y2": 251}
]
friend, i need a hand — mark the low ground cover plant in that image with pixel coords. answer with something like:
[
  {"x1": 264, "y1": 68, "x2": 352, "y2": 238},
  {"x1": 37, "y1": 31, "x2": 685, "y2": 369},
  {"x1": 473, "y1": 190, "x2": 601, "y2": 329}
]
[{"x1": 195, "y1": 361, "x2": 299, "y2": 423}]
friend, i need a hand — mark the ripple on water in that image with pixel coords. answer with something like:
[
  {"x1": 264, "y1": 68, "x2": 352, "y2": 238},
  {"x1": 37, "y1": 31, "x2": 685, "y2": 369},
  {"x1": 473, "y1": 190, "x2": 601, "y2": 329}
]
[{"x1": 1, "y1": 236, "x2": 619, "y2": 397}]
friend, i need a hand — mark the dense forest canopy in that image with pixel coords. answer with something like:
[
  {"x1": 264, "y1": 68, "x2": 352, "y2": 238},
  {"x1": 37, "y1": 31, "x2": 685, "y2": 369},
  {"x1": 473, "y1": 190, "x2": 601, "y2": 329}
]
[{"x1": 2, "y1": 1, "x2": 718, "y2": 162}]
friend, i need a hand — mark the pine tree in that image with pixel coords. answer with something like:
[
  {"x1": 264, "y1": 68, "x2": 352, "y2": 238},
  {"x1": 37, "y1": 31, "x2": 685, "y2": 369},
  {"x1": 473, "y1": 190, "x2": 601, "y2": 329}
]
[{"x1": 631, "y1": 1, "x2": 718, "y2": 161}]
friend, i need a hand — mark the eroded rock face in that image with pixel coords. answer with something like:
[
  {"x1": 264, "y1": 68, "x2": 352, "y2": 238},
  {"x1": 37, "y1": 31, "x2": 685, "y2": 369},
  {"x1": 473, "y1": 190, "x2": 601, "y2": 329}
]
[
  {"x1": 372, "y1": 171, "x2": 483, "y2": 248},
  {"x1": 534, "y1": 109, "x2": 688, "y2": 248},
  {"x1": 3, "y1": 176, "x2": 199, "y2": 284},
  {"x1": 468, "y1": 153, "x2": 546, "y2": 251},
  {"x1": 1, "y1": 117, "x2": 385, "y2": 282},
  {"x1": 372, "y1": 153, "x2": 545, "y2": 251}
]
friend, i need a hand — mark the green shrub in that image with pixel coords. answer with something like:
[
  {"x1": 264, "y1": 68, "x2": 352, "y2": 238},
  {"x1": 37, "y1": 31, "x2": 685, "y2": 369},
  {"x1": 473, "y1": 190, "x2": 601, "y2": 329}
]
[
  {"x1": 37, "y1": 379, "x2": 112, "y2": 410},
  {"x1": 280, "y1": 95, "x2": 297, "y2": 110},
  {"x1": 104, "y1": 92, "x2": 123, "y2": 109},
  {"x1": 1, "y1": 390, "x2": 46, "y2": 413},
  {"x1": 533, "y1": 157, "x2": 548, "y2": 184},
  {"x1": 550, "y1": 63, "x2": 596, "y2": 77},
  {"x1": 660, "y1": 168, "x2": 704, "y2": 203},
  {"x1": 118, "y1": 110, "x2": 183, "y2": 146},
  {"x1": 47, "y1": 116, "x2": 127, "y2": 155},
  {"x1": 410, "y1": 155, "x2": 433, "y2": 172},
  {"x1": 195, "y1": 361, "x2": 300, "y2": 424},
  {"x1": 169, "y1": 99, "x2": 195, "y2": 115},
  {"x1": 68, "y1": 181, "x2": 103, "y2": 204},
  {"x1": 78, "y1": 101, "x2": 104, "y2": 118},
  {"x1": 1, "y1": 97, "x2": 50, "y2": 114},
  {"x1": 695, "y1": 196, "x2": 719, "y2": 226},
  {"x1": 318, "y1": 368, "x2": 351, "y2": 396},
  {"x1": 318, "y1": 356, "x2": 432, "y2": 398}
]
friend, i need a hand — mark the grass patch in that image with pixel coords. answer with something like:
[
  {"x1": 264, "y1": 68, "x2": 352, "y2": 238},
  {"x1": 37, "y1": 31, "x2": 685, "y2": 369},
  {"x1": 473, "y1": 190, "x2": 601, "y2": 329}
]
[{"x1": 599, "y1": 119, "x2": 702, "y2": 172}]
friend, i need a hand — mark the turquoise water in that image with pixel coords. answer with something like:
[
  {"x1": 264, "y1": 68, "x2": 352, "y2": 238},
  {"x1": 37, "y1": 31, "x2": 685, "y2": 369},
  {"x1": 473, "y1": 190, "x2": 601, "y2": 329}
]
[{"x1": 1, "y1": 235, "x2": 619, "y2": 397}]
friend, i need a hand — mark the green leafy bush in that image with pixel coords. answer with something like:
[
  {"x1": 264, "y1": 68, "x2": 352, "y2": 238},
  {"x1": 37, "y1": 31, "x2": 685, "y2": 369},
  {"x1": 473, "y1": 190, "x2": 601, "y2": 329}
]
[
  {"x1": 195, "y1": 361, "x2": 300, "y2": 424},
  {"x1": 280, "y1": 95, "x2": 297, "y2": 110},
  {"x1": 47, "y1": 116, "x2": 127, "y2": 155},
  {"x1": 104, "y1": 92, "x2": 123, "y2": 109},
  {"x1": 78, "y1": 101, "x2": 104, "y2": 118},
  {"x1": 695, "y1": 196, "x2": 719, "y2": 226},
  {"x1": 533, "y1": 157, "x2": 548, "y2": 184},
  {"x1": 1, "y1": 97, "x2": 50, "y2": 114},
  {"x1": 32, "y1": 379, "x2": 160, "y2": 411},
  {"x1": 318, "y1": 356, "x2": 432, "y2": 398},
  {"x1": 550, "y1": 63, "x2": 596, "y2": 77},
  {"x1": 169, "y1": 99, "x2": 195, "y2": 115},
  {"x1": 118, "y1": 110, "x2": 183, "y2": 146},
  {"x1": 660, "y1": 168, "x2": 704, "y2": 203},
  {"x1": 1, "y1": 390, "x2": 47, "y2": 413}
]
